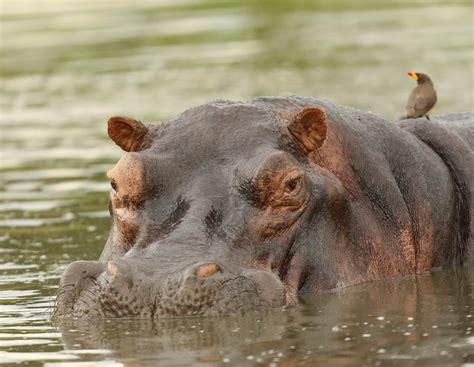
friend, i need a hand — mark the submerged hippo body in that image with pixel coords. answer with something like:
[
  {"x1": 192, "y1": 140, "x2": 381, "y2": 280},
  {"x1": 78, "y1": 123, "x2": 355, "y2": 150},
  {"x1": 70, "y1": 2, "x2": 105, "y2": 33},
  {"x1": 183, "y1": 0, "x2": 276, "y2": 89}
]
[{"x1": 54, "y1": 97, "x2": 473, "y2": 319}]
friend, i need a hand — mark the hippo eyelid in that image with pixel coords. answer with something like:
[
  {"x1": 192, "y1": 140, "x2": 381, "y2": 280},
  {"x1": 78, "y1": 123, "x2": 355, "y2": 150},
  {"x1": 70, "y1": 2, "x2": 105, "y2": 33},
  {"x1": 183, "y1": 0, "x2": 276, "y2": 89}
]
[
  {"x1": 110, "y1": 179, "x2": 118, "y2": 194},
  {"x1": 281, "y1": 169, "x2": 304, "y2": 193},
  {"x1": 284, "y1": 176, "x2": 301, "y2": 193},
  {"x1": 108, "y1": 198, "x2": 113, "y2": 216}
]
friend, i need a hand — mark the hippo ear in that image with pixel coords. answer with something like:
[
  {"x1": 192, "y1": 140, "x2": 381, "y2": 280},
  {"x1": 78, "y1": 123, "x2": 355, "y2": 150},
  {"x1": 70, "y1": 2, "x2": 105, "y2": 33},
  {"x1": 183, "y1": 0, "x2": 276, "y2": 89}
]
[
  {"x1": 288, "y1": 107, "x2": 327, "y2": 154},
  {"x1": 107, "y1": 116, "x2": 151, "y2": 152}
]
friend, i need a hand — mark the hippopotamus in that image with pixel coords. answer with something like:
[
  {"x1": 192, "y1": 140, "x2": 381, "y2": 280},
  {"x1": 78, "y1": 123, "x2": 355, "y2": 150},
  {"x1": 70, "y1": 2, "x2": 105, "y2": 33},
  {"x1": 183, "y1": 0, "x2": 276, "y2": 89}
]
[{"x1": 54, "y1": 96, "x2": 473, "y2": 319}]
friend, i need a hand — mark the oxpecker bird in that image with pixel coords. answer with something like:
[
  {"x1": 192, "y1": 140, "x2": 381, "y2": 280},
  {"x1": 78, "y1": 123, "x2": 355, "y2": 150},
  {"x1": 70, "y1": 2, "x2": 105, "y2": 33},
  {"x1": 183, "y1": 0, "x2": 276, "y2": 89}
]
[{"x1": 404, "y1": 71, "x2": 437, "y2": 120}]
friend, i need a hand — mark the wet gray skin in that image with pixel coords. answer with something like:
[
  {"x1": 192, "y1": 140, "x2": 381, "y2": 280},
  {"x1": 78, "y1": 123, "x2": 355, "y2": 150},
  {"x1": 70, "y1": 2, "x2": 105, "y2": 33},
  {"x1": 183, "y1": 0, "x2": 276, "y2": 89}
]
[{"x1": 54, "y1": 97, "x2": 473, "y2": 319}]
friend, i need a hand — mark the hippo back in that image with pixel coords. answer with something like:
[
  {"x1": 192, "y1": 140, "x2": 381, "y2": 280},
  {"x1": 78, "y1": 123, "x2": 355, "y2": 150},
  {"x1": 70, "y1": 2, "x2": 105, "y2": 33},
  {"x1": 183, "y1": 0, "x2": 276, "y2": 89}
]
[{"x1": 398, "y1": 113, "x2": 474, "y2": 263}]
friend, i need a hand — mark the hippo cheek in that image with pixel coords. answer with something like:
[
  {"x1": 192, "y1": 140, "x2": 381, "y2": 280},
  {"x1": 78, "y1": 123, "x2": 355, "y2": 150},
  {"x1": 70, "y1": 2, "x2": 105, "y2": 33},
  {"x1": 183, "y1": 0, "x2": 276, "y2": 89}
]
[
  {"x1": 242, "y1": 269, "x2": 289, "y2": 308},
  {"x1": 112, "y1": 208, "x2": 142, "y2": 252}
]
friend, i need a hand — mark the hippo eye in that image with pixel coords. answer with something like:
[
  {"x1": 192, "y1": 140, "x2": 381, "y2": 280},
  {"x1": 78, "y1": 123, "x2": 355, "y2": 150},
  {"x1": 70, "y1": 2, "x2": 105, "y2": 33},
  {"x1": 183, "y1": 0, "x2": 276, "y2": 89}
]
[
  {"x1": 110, "y1": 180, "x2": 118, "y2": 194},
  {"x1": 284, "y1": 176, "x2": 302, "y2": 194},
  {"x1": 286, "y1": 178, "x2": 297, "y2": 191}
]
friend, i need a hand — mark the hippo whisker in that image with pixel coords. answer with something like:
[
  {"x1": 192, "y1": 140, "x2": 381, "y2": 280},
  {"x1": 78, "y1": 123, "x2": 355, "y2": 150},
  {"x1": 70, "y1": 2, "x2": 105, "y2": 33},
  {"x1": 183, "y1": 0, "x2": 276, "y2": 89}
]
[
  {"x1": 73, "y1": 292, "x2": 95, "y2": 306},
  {"x1": 57, "y1": 283, "x2": 75, "y2": 290},
  {"x1": 55, "y1": 285, "x2": 75, "y2": 300},
  {"x1": 217, "y1": 275, "x2": 248, "y2": 291},
  {"x1": 56, "y1": 289, "x2": 74, "y2": 301},
  {"x1": 87, "y1": 277, "x2": 101, "y2": 287},
  {"x1": 228, "y1": 288, "x2": 259, "y2": 305},
  {"x1": 79, "y1": 287, "x2": 101, "y2": 300},
  {"x1": 55, "y1": 278, "x2": 101, "y2": 314},
  {"x1": 100, "y1": 276, "x2": 111, "y2": 286},
  {"x1": 75, "y1": 296, "x2": 96, "y2": 311}
]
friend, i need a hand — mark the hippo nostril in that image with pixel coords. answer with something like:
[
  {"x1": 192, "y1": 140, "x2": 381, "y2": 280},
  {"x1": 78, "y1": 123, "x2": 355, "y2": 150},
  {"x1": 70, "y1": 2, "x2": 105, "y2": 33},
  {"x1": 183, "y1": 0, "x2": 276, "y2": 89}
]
[
  {"x1": 106, "y1": 261, "x2": 119, "y2": 276},
  {"x1": 195, "y1": 263, "x2": 221, "y2": 278},
  {"x1": 106, "y1": 260, "x2": 132, "y2": 278}
]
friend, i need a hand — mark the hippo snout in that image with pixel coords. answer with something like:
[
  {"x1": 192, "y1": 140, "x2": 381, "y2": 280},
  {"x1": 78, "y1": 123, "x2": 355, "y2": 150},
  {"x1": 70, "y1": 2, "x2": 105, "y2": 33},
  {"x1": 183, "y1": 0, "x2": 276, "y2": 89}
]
[
  {"x1": 54, "y1": 259, "x2": 288, "y2": 319},
  {"x1": 155, "y1": 263, "x2": 288, "y2": 317},
  {"x1": 58, "y1": 260, "x2": 104, "y2": 295}
]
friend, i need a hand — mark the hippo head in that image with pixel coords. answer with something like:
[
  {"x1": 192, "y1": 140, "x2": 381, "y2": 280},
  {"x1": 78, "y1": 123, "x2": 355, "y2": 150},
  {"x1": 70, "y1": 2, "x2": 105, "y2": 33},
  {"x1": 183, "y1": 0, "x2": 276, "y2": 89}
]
[{"x1": 54, "y1": 98, "x2": 349, "y2": 319}]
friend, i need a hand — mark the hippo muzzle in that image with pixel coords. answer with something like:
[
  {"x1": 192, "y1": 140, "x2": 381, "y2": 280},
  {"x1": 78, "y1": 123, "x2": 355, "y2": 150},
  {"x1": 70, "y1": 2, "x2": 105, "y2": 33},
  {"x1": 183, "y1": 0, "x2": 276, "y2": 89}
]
[{"x1": 55, "y1": 259, "x2": 287, "y2": 318}]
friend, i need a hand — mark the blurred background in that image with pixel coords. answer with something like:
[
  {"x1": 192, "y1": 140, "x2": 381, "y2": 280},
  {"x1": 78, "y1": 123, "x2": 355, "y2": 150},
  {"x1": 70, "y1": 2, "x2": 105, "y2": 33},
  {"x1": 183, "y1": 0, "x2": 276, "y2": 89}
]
[
  {"x1": 2, "y1": 0, "x2": 473, "y2": 246},
  {"x1": 0, "y1": 0, "x2": 473, "y2": 365}
]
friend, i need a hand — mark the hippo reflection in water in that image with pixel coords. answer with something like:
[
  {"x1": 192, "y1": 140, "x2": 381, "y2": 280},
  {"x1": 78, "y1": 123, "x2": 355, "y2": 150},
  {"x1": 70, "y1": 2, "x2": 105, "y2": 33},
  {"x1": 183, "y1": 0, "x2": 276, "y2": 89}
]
[{"x1": 54, "y1": 97, "x2": 473, "y2": 319}]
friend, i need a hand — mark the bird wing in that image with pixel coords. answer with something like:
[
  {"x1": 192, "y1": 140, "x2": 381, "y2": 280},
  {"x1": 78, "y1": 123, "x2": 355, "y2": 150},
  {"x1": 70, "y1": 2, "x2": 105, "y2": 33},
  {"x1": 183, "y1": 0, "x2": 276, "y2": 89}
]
[{"x1": 405, "y1": 87, "x2": 437, "y2": 117}]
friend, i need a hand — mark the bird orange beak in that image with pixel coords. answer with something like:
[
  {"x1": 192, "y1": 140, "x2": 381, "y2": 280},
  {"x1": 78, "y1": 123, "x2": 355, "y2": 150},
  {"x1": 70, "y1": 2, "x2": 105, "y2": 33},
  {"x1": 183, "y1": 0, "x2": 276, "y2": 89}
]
[{"x1": 407, "y1": 71, "x2": 419, "y2": 81}]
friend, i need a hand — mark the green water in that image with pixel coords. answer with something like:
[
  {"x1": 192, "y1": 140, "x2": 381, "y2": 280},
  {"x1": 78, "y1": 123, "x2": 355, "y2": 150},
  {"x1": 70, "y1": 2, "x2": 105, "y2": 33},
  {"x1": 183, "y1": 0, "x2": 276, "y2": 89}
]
[{"x1": 0, "y1": 0, "x2": 473, "y2": 366}]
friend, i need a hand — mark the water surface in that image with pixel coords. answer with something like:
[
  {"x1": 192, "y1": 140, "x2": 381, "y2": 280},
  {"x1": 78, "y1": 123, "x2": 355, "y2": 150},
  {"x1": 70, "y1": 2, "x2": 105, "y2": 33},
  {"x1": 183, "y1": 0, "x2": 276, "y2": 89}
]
[{"x1": 1, "y1": 0, "x2": 473, "y2": 366}]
